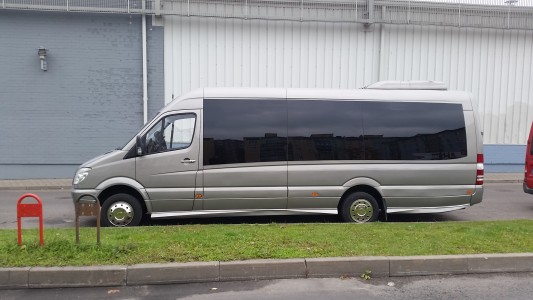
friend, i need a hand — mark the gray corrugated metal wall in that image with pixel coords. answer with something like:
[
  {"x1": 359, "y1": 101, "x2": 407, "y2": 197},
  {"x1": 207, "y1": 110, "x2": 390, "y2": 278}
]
[
  {"x1": 148, "y1": 17, "x2": 165, "y2": 120},
  {"x1": 0, "y1": 11, "x2": 164, "y2": 179}
]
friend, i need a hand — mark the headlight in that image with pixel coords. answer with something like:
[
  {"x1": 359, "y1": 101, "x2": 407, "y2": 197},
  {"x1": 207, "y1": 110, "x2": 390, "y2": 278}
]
[{"x1": 73, "y1": 167, "x2": 91, "y2": 185}]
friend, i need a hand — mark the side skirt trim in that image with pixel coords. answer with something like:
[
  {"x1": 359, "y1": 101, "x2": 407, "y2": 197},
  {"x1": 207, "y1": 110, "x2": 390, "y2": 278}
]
[
  {"x1": 151, "y1": 209, "x2": 338, "y2": 219},
  {"x1": 387, "y1": 204, "x2": 469, "y2": 214}
]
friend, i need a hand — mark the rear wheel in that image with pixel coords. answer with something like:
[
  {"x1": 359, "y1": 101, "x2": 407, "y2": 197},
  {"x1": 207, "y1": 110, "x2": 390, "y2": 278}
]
[
  {"x1": 101, "y1": 193, "x2": 143, "y2": 227},
  {"x1": 340, "y1": 192, "x2": 380, "y2": 223}
]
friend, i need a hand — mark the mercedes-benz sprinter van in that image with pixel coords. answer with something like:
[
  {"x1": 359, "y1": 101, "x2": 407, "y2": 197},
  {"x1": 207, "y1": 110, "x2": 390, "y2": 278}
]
[{"x1": 72, "y1": 81, "x2": 484, "y2": 227}]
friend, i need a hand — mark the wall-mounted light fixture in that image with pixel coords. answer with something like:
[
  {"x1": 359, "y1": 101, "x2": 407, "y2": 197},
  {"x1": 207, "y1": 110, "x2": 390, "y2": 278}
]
[{"x1": 37, "y1": 47, "x2": 48, "y2": 71}]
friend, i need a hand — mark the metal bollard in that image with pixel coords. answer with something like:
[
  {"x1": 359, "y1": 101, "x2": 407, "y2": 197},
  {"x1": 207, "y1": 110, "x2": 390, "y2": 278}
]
[
  {"x1": 17, "y1": 193, "x2": 44, "y2": 246},
  {"x1": 75, "y1": 200, "x2": 101, "y2": 245}
]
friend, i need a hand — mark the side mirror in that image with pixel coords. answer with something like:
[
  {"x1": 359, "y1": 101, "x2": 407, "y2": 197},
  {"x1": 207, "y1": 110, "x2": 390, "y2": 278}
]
[{"x1": 136, "y1": 136, "x2": 146, "y2": 156}]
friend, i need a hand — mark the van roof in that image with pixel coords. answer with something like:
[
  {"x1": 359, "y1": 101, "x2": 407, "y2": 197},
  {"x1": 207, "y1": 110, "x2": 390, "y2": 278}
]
[{"x1": 168, "y1": 87, "x2": 473, "y2": 111}]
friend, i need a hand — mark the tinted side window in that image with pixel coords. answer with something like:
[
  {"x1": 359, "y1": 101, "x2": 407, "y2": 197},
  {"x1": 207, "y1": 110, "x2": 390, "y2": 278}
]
[
  {"x1": 362, "y1": 102, "x2": 467, "y2": 160},
  {"x1": 288, "y1": 101, "x2": 364, "y2": 161},
  {"x1": 204, "y1": 99, "x2": 287, "y2": 165}
]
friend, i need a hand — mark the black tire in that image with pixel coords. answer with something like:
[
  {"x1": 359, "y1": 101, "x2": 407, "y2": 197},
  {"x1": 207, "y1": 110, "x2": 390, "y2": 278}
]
[
  {"x1": 141, "y1": 213, "x2": 152, "y2": 225},
  {"x1": 340, "y1": 191, "x2": 380, "y2": 223},
  {"x1": 100, "y1": 193, "x2": 143, "y2": 227}
]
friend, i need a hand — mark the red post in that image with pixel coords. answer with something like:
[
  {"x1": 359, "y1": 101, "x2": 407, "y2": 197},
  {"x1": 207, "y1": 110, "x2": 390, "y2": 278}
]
[{"x1": 17, "y1": 193, "x2": 44, "y2": 246}]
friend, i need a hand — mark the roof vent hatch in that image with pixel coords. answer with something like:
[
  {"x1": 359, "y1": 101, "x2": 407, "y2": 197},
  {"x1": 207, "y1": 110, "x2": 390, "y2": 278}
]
[{"x1": 364, "y1": 81, "x2": 448, "y2": 90}]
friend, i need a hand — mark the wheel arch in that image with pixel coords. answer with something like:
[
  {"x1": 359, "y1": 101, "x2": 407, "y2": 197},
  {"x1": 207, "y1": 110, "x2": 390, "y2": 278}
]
[
  {"x1": 95, "y1": 177, "x2": 151, "y2": 212},
  {"x1": 98, "y1": 185, "x2": 150, "y2": 216}
]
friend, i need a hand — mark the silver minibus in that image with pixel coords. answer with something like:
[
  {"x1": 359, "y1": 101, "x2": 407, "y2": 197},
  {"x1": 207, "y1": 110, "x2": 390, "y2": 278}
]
[{"x1": 72, "y1": 81, "x2": 484, "y2": 227}]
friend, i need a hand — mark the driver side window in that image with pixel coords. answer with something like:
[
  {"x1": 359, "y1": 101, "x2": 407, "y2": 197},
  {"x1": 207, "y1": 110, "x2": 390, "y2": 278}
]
[{"x1": 145, "y1": 113, "x2": 196, "y2": 155}]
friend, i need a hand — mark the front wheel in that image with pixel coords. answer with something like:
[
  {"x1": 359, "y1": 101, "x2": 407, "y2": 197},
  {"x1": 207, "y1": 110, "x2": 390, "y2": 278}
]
[
  {"x1": 101, "y1": 193, "x2": 143, "y2": 227},
  {"x1": 340, "y1": 192, "x2": 380, "y2": 223}
]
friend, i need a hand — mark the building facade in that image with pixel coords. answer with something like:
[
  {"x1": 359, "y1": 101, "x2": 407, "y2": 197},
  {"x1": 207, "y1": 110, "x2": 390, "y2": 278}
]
[{"x1": 1, "y1": 1, "x2": 533, "y2": 178}]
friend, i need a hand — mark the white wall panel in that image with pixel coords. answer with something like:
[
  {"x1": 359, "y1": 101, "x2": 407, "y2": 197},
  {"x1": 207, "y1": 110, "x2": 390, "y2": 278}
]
[
  {"x1": 165, "y1": 16, "x2": 533, "y2": 144},
  {"x1": 165, "y1": 16, "x2": 380, "y2": 98},
  {"x1": 379, "y1": 24, "x2": 533, "y2": 144}
]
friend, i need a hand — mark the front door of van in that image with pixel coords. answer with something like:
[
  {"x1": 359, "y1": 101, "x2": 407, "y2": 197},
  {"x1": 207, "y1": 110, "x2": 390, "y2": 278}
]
[{"x1": 136, "y1": 110, "x2": 201, "y2": 212}]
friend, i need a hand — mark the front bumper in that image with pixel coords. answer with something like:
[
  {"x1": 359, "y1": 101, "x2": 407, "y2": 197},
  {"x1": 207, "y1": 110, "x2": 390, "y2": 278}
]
[
  {"x1": 71, "y1": 188, "x2": 100, "y2": 204},
  {"x1": 523, "y1": 182, "x2": 533, "y2": 194}
]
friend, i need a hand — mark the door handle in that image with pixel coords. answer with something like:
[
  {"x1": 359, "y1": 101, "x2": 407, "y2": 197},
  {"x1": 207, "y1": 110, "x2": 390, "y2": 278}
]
[{"x1": 181, "y1": 158, "x2": 196, "y2": 164}]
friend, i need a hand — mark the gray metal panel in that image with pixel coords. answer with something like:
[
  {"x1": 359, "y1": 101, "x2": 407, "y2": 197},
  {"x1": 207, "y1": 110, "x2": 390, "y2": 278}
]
[
  {"x1": 202, "y1": 165, "x2": 287, "y2": 210},
  {"x1": 147, "y1": 17, "x2": 166, "y2": 120},
  {"x1": 0, "y1": 11, "x2": 142, "y2": 166},
  {"x1": 288, "y1": 186, "x2": 344, "y2": 209},
  {"x1": 288, "y1": 160, "x2": 475, "y2": 209},
  {"x1": 485, "y1": 144, "x2": 525, "y2": 172},
  {"x1": 0, "y1": 10, "x2": 164, "y2": 179}
]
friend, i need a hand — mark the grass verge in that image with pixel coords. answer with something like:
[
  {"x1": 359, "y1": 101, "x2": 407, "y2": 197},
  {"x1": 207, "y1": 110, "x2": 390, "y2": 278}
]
[{"x1": 1, "y1": 220, "x2": 532, "y2": 267}]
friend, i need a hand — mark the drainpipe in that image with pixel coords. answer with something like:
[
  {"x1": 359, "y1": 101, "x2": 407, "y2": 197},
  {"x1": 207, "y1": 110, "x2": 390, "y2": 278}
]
[{"x1": 142, "y1": 2, "x2": 148, "y2": 124}]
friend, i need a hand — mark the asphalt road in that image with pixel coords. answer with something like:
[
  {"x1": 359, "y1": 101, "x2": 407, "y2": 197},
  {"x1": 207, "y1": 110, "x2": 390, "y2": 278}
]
[
  {"x1": 1, "y1": 273, "x2": 533, "y2": 300},
  {"x1": 1, "y1": 183, "x2": 532, "y2": 229}
]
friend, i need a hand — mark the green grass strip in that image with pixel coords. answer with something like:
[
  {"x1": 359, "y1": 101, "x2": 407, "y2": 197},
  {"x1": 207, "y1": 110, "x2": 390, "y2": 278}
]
[{"x1": 1, "y1": 220, "x2": 532, "y2": 267}]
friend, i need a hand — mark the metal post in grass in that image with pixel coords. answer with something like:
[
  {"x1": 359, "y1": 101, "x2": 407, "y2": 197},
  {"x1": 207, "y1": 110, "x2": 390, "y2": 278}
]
[
  {"x1": 75, "y1": 200, "x2": 101, "y2": 245},
  {"x1": 17, "y1": 193, "x2": 44, "y2": 246}
]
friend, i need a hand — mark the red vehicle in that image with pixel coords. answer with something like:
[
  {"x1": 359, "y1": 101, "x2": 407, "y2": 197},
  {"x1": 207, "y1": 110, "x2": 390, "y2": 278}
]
[{"x1": 524, "y1": 122, "x2": 533, "y2": 193}]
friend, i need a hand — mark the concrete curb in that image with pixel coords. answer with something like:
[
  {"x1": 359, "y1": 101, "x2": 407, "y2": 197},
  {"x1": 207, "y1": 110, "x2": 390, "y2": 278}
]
[
  {"x1": 1, "y1": 253, "x2": 532, "y2": 289},
  {"x1": 220, "y1": 259, "x2": 307, "y2": 281},
  {"x1": 127, "y1": 262, "x2": 219, "y2": 285},
  {"x1": 28, "y1": 265, "x2": 127, "y2": 288},
  {"x1": 306, "y1": 256, "x2": 389, "y2": 278}
]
